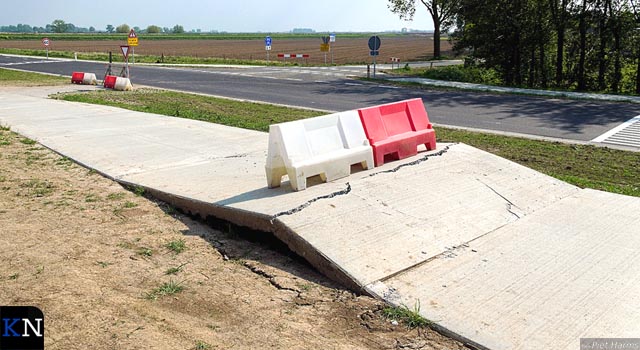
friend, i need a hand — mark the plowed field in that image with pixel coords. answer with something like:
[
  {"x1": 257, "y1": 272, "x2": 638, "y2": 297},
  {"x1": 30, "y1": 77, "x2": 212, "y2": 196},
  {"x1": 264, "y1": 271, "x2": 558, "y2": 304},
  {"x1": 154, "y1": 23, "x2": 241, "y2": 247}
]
[{"x1": 0, "y1": 35, "x2": 454, "y2": 65}]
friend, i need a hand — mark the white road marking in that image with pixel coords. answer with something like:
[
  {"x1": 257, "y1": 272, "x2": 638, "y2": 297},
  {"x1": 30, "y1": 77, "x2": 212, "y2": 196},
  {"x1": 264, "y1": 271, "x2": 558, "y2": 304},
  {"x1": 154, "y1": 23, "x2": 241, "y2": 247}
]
[{"x1": 592, "y1": 115, "x2": 640, "y2": 142}]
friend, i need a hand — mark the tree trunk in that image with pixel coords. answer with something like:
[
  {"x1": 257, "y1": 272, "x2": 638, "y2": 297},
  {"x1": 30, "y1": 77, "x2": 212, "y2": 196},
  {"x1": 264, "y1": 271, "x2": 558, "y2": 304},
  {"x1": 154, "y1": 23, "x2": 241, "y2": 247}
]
[
  {"x1": 433, "y1": 18, "x2": 441, "y2": 58},
  {"x1": 612, "y1": 24, "x2": 622, "y2": 93},
  {"x1": 539, "y1": 0, "x2": 547, "y2": 88},
  {"x1": 556, "y1": 25, "x2": 565, "y2": 86},
  {"x1": 577, "y1": 0, "x2": 588, "y2": 91},
  {"x1": 636, "y1": 54, "x2": 640, "y2": 94},
  {"x1": 597, "y1": 0, "x2": 608, "y2": 90}
]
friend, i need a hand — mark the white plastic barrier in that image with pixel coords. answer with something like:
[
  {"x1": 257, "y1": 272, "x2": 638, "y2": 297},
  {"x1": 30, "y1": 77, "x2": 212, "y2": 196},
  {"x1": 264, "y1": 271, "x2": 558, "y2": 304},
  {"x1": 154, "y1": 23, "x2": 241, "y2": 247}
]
[
  {"x1": 266, "y1": 110, "x2": 374, "y2": 191},
  {"x1": 82, "y1": 73, "x2": 97, "y2": 85},
  {"x1": 113, "y1": 77, "x2": 133, "y2": 91}
]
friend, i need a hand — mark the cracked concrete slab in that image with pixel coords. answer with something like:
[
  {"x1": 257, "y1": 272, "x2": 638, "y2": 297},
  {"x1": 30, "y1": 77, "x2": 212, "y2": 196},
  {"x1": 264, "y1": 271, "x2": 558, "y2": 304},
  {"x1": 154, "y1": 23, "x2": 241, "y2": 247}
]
[{"x1": 2, "y1": 86, "x2": 639, "y2": 350}]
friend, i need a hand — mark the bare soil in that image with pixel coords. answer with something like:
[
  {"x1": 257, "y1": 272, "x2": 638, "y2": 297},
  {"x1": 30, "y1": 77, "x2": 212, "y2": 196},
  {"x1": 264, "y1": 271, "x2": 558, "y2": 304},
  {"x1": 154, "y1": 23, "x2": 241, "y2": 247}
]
[
  {"x1": 0, "y1": 90, "x2": 465, "y2": 349},
  {"x1": 0, "y1": 35, "x2": 454, "y2": 65}
]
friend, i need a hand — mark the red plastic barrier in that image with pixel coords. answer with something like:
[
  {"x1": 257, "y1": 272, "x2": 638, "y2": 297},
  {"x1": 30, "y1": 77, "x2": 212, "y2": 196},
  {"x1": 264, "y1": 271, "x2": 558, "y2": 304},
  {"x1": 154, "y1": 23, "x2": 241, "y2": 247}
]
[
  {"x1": 71, "y1": 72, "x2": 84, "y2": 84},
  {"x1": 103, "y1": 75, "x2": 117, "y2": 89},
  {"x1": 358, "y1": 98, "x2": 436, "y2": 166}
]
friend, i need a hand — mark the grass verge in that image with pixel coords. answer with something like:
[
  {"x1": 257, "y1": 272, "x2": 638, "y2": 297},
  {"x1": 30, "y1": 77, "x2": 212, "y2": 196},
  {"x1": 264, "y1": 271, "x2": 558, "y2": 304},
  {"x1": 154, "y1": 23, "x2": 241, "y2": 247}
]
[
  {"x1": 54, "y1": 88, "x2": 640, "y2": 198},
  {"x1": 0, "y1": 67, "x2": 68, "y2": 86},
  {"x1": 55, "y1": 89, "x2": 324, "y2": 132}
]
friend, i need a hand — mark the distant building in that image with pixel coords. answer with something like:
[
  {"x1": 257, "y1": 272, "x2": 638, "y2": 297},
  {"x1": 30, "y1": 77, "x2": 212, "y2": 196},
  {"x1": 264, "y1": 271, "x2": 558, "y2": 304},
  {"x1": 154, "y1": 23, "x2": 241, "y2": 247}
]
[{"x1": 292, "y1": 28, "x2": 315, "y2": 34}]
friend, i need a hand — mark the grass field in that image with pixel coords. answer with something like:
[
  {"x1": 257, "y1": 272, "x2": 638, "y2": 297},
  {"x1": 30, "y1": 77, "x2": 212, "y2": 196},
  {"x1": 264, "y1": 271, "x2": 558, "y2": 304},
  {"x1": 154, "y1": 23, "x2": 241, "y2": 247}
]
[
  {"x1": 55, "y1": 88, "x2": 640, "y2": 198},
  {"x1": 0, "y1": 67, "x2": 67, "y2": 86}
]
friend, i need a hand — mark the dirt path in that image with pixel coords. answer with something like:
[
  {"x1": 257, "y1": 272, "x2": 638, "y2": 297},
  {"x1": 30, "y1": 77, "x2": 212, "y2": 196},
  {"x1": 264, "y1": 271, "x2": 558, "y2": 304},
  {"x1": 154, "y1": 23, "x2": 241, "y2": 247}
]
[{"x1": 0, "y1": 91, "x2": 465, "y2": 349}]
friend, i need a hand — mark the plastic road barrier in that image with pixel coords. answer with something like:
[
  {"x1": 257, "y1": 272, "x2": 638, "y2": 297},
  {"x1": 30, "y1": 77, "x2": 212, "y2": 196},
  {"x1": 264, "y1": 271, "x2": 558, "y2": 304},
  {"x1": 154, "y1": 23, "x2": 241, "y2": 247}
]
[
  {"x1": 266, "y1": 110, "x2": 374, "y2": 191},
  {"x1": 103, "y1": 75, "x2": 117, "y2": 89},
  {"x1": 71, "y1": 72, "x2": 97, "y2": 85},
  {"x1": 358, "y1": 98, "x2": 437, "y2": 166}
]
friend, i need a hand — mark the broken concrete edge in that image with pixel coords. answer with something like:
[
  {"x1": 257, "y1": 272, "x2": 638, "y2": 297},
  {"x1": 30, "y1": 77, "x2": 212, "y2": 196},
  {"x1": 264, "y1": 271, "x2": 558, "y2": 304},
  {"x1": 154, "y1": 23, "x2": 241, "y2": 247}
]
[
  {"x1": 364, "y1": 281, "x2": 490, "y2": 350},
  {"x1": 132, "y1": 184, "x2": 492, "y2": 350},
  {"x1": 109, "y1": 178, "x2": 364, "y2": 293}
]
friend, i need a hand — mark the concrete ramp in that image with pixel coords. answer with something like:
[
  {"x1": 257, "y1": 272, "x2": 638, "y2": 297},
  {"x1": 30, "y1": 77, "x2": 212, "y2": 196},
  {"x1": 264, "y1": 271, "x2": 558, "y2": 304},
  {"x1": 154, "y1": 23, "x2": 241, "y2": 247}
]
[{"x1": 1, "y1": 87, "x2": 639, "y2": 350}]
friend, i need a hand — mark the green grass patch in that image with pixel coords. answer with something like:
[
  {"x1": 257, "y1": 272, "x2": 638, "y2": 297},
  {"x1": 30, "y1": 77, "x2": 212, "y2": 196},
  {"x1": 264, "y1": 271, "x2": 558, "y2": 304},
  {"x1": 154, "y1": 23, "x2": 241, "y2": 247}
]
[
  {"x1": 106, "y1": 192, "x2": 126, "y2": 201},
  {"x1": 194, "y1": 340, "x2": 213, "y2": 350},
  {"x1": 165, "y1": 263, "x2": 188, "y2": 275},
  {"x1": 19, "y1": 138, "x2": 36, "y2": 145},
  {"x1": 57, "y1": 88, "x2": 640, "y2": 198},
  {"x1": 145, "y1": 280, "x2": 185, "y2": 300},
  {"x1": 382, "y1": 302, "x2": 431, "y2": 329},
  {"x1": 124, "y1": 201, "x2": 138, "y2": 208},
  {"x1": 166, "y1": 239, "x2": 187, "y2": 254},
  {"x1": 20, "y1": 179, "x2": 55, "y2": 197},
  {"x1": 388, "y1": 64, "x2": 502, "y2": 86},
  {"x1": 56, "y1": 89, "x2": 324, "y2": 132},
  {"x1": 0, "y1": 67, "x2": 68, "y2": 86}
]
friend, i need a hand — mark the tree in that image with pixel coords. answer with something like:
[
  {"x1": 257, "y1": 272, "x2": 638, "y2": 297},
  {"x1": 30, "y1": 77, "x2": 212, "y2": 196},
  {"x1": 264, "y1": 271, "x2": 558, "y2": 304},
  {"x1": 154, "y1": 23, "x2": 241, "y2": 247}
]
[
  {"x1": 106, "y1": 24, "x2": 114, "y2": 33},
  {"x1": 631, "y1": 0, "x2": 640, "y2": 94},
  {"x1": 51, "y1": 19, "x2": 68, "y2": 33},
  {"x1": 116, "y1": 24, "x2": 130, "y2": 33},
  {"x1": 146, "y1": 25, "x2": 162, "y2": 34},
  {"x1": 172, "y1": 24, "x2": 185, "y2": 33},
  {"x1": 548, "y1": 0, "x2": 570, "y2": 86},
  {"x1": 388, "y1": 0, "x2": 459, "y2": 58},
  {"x1": 89, "y1": 26, "x2": 96, "y2": 32}
]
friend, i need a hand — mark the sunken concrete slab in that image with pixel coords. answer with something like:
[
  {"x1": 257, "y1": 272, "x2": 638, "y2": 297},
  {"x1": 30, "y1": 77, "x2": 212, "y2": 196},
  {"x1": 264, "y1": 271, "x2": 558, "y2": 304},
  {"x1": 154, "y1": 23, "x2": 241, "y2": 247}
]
[{"x1": 1, "y1": 86, "x2": 639, "y2": 350}]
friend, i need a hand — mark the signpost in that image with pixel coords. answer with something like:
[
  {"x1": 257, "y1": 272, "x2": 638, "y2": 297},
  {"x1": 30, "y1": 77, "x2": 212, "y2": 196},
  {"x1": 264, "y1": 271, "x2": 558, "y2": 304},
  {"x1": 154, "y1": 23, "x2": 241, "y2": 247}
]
[
  {"x1": 329, "y1": 33, "x2": 336, "y2": 64},
  {"x1": 127, "y1": 29, "x2": 138, "y2": 64},
  {"x1": 265, "y1": 36, "x2": 272, "y2": 62},
  {"x1": 368, "y1": 36, "x2": 382, "y2": 78},
  {"x1": 42, "y1": 38, "x2": 50, "y2": 60},
  {"x1": 321, "y1": 36, "x2": 331, "y2": 65},
  {"x1": 120, "y1": 45, "x2": 130, "y2": 78}
]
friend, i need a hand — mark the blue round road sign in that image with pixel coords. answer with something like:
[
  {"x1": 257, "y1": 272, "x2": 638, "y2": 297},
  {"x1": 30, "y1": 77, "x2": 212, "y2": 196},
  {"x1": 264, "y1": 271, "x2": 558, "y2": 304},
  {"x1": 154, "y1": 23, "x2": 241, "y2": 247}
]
[
  {"x1": 265, "y1": 36, "x2": 272, "y2": 46},
  {"x1": 368, "y1": 36, "x2": 381, "y2": 51}
]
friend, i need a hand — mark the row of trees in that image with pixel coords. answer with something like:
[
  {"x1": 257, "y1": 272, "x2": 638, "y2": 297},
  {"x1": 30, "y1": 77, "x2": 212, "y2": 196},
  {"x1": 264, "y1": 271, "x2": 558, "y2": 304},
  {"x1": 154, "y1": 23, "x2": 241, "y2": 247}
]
[
  {"x1": 0, "y1": 21, "x2": 96, "y2": 33},
  {"x1": 389, "y1": 0, "x2": 640, "y2": 94},
  {"x1": 0, "y1": 20, "x2": 189, "y2": 35}
]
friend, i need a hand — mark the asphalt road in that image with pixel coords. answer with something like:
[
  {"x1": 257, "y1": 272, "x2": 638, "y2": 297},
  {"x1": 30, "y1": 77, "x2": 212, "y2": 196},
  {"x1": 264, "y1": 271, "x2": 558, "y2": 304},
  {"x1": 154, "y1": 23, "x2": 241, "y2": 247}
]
[{"x1": 2, "y1": 54, "x2": 639, "y2": 142}]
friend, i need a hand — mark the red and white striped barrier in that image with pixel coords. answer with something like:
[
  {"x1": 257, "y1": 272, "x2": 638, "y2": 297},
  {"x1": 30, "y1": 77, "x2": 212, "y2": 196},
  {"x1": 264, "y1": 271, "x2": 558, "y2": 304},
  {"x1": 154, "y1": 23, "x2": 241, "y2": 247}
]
[
  {"x1": 390, "y1": 57, "x2": 401, "y2": 69},
  {"x1": 71, "y1": 72, "x2": 97, "y2": 85},
  {"x1": 277, "y1": 54, "x2": 310, "y2": 58}
]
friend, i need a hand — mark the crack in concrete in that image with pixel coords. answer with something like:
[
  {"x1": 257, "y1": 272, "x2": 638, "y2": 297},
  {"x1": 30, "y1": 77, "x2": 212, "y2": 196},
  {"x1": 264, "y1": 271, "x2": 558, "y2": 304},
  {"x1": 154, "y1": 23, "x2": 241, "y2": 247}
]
[
  {"x1": 270, "y1": 183, "x2": 352, "y2": 221},
  {"x1": 477, "y1": 179, "x2": 523, "y2": 220},
  {"x1": 367, "y1": 144, "x2": 455, "y2": 178},
  {"x1": 271, "y1": 145, "x2": 455, "y2": 221}
]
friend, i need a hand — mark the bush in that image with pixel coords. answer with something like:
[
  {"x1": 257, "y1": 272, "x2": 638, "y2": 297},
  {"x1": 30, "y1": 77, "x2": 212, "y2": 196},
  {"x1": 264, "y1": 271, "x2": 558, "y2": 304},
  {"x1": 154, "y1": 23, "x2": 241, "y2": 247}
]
[{"x1": 421, "y1": 65, "x2": 502, "y2": 85}]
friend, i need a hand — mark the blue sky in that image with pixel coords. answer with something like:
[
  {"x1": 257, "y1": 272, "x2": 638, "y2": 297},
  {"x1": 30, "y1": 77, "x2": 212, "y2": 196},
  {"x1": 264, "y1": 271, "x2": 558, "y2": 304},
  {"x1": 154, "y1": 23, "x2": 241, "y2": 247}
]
[{"x1": 0, "y1": 0, "x2": 434, "y2": 32}]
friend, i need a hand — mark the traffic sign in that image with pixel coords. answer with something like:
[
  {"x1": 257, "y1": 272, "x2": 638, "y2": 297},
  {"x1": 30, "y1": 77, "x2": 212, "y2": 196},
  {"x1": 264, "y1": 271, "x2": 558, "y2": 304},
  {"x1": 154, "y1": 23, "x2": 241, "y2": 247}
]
[
  {"x1": 120, "y1": 45, "x2": 130, "y2": 60},
  {"x1": 128, "y1": 29, "x2": 138, "y2": 46},
  {"x1": 368, "y1": 36, "x2": 381, "y2": 51},
  {"x1": 330, "y1": 34, "x2": 336, "y2": 43},
  {"x1": 265, "y1": 36, "x2": 272, "y2": 47},
  {"x1": 320, "y1": 44, "x2": 330, "y2": 52},
  {"x1": 370, "y1": 50, "x2": 380, "y2": 56},
  {"x1": 266, "y1": 45, "x2": 272, "y2": 51},
  {"x1": 42, "y1": 38, "x2": 50, "y2": 47}
]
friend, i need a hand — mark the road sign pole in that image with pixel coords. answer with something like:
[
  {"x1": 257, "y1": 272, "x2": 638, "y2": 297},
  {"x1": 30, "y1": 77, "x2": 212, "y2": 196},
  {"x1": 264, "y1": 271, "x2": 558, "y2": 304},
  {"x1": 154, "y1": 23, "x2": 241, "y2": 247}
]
[
  {"x1": 132, "y1": 47, "x2": 135, "y2": 65},
  {"x1": 373, "y1": 55, "x2": 376, "y2": 78},
  {"x1": 46, "y1": 48, "x2": 49, "y2": 60}
]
